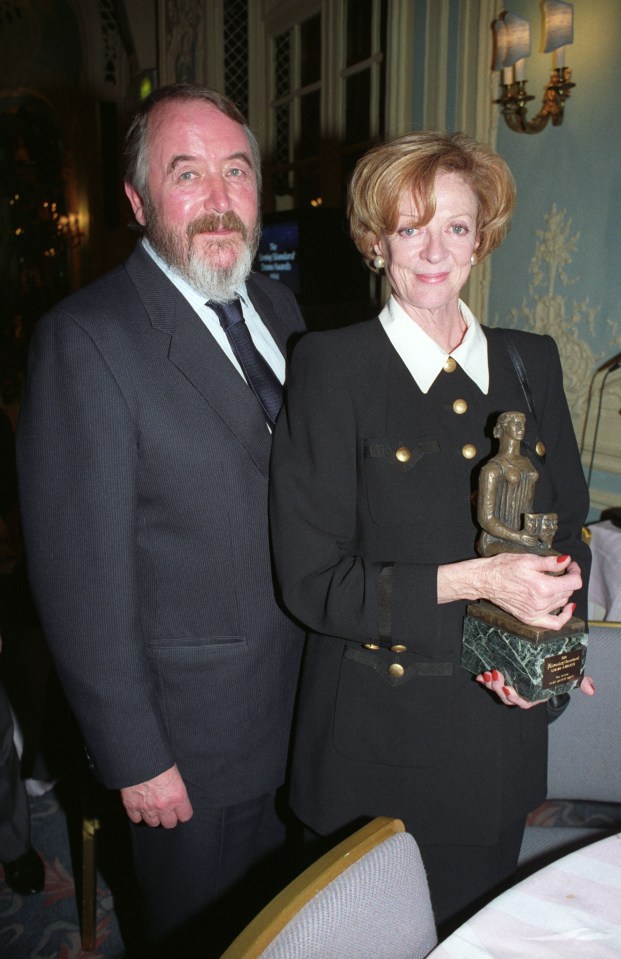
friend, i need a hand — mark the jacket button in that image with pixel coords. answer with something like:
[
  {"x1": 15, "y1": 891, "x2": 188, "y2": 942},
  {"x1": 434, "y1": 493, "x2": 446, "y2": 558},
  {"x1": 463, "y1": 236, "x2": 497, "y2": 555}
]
[
  {"x1": 443, "y1": 357, "x2": 457, "y2": 373},
  {"x1": 536, "y1": 441, "x2": 546, "y2": 456},
  {"x1": 390, "y1": 644, "x2": 407, "y2": 653},
  {"x1": 388, "y1": 663, "x2": 405, "y2": 678},
  {"x1": 363, "y1": 643, "x2": 380, "y2": 650},
  {"x1": 395, "y1": 446, "x2": 411, "y2": 463},
  {"x1": 453, "y1": 398, "x2": 468, "y2": 414},
  {"x1": 462, "y1": 444, "x2": 477, "y2": 459}
]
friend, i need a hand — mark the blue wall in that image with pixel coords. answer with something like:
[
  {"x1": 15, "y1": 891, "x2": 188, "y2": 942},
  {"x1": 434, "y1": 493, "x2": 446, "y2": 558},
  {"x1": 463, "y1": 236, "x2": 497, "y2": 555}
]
[
  {"x1": 486, "y1": 0, "x2": 621, "y2": 514},
  {"x1": 489, "y1": 0, "x2": 620, "y2": 363}
]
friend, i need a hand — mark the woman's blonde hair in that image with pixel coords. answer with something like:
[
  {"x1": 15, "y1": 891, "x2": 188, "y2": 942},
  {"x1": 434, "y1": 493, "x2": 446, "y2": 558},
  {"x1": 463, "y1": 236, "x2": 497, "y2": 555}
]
[{"x1": 347, "y1": 130, "x2": 516, "y2": 271}]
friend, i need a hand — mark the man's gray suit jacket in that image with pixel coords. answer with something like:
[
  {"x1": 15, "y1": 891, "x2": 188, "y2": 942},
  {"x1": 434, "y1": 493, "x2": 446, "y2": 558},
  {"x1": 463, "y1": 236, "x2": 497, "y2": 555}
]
[{"x1": 16, "y1": 244, "x2": 306, "y2": 805}]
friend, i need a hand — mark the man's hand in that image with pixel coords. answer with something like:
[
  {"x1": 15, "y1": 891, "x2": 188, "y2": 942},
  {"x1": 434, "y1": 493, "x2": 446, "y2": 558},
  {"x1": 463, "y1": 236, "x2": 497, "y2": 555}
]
[{"x1": 120, "y1": 764, "x2": 194, "y2": 828}]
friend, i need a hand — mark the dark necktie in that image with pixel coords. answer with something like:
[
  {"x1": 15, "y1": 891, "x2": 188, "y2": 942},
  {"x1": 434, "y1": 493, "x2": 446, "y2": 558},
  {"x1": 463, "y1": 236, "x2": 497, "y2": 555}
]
[{"x1": 210, "y1": 299, "x2": 284, "y2": 429}]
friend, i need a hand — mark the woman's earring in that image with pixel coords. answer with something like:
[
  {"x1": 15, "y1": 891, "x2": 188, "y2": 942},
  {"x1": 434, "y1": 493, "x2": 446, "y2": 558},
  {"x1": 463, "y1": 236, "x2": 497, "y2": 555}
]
[
  {"x1": 373, "y1": 254, "x2": 385, "y2": 270},
  {"x1": 470, "y1": 254, "x2": 478, "y2": 266}
]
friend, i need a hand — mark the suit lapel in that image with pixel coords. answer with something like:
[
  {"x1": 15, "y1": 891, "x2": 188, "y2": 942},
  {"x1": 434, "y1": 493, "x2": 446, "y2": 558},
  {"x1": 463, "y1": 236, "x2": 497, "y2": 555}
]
[{"x1": 126, "y1": 246, "x2": 273, "y2": 477}]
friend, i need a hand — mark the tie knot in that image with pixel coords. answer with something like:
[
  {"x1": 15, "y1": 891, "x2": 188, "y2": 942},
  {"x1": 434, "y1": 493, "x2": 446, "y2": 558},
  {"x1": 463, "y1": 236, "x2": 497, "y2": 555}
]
[{"x1": 210, "y1": 299, "x2": 244, "y2": 331}]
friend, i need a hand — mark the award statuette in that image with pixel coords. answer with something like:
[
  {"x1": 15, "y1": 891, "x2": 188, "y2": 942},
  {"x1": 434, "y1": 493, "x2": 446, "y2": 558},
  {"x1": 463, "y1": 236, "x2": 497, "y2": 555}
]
[{"x1": 461, "y1": 411, "x2": 588, "y2": 702}]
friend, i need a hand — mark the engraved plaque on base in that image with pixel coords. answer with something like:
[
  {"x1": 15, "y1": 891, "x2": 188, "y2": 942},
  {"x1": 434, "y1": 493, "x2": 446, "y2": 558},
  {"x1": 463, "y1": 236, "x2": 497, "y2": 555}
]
[{"x1": 461, "y1": 601, "x2": 588, "y2": 702}]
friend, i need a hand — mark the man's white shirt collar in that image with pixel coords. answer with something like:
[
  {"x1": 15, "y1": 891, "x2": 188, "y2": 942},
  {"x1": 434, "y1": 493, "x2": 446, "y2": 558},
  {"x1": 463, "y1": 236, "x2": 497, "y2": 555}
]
[
  {"x1": 378, "y1": 296, "x2": 489, "y2": 394},
  {"x1": 141, "y1": 238, "x2": 286, "y2": 389}
]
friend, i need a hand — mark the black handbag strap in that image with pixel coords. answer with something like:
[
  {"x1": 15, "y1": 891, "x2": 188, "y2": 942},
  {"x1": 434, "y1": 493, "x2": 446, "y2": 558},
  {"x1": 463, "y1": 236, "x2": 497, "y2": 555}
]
[{"x1": 503, "y1": 334, "x2": 538, "y2": 426}]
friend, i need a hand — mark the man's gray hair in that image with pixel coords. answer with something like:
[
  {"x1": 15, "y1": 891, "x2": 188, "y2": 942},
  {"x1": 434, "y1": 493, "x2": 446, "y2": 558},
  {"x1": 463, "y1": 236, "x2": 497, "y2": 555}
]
[{"x1": 124, "y1": 82, "x2": 262, "y2": 203}]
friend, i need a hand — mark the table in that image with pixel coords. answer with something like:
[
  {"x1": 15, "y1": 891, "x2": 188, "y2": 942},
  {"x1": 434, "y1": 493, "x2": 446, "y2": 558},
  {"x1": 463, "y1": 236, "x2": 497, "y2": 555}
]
[
  {"x1": 428, "y1": 833, "x2": 621, "y2": 958},
  {"x1": 588, "y1": 520, "x2": 621, "y2": 621}
]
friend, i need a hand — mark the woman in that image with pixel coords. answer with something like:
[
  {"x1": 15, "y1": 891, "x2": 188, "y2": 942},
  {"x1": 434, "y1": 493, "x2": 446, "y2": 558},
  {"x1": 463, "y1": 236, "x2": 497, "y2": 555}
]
[{"x1": 269, "y1": 131, "x2": 594, "y2": 931}]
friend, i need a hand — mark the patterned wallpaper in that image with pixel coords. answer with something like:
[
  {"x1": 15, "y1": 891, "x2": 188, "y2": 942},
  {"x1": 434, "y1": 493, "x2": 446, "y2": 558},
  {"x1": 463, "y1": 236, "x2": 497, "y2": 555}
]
[
  {"x1": 495, "y1": 205, "x2": 618, "y2": 426},
  {"x1": 487, "y1": 0, "x2": 621, "y2": 514},
  {"x1": 160, "y1": 0, "x2": 205, "y2": 85}
]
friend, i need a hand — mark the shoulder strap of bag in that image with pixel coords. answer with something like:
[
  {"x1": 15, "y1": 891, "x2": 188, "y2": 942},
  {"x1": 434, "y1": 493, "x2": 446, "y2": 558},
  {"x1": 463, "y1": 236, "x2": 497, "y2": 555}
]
[{"x1": 503, "y1": 334, "x2": 538, "y2": 425}]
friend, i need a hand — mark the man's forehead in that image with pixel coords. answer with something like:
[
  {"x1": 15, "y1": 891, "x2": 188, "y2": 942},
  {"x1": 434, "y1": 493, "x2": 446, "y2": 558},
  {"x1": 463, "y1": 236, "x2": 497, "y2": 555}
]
[{"x1": 149, "y1": 99, "x2": 250, "y2": 153}]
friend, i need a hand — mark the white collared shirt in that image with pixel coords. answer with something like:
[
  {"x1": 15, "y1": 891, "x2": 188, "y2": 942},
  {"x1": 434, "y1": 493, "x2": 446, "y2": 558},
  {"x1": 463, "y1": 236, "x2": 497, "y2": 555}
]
[
  {"x1": 378, "y1": 296, "x2": 489, "y2": 394},
  {"x1": 142, "y1": 239, "x2": 286, "y2": 385}
]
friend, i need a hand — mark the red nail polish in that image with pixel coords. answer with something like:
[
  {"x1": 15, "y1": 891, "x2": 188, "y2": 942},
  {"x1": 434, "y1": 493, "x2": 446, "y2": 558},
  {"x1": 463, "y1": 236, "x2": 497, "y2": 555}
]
[
  {"x1": 492, "y1": 670, "x2": 500, "y2": 682},
  {"x1": 502, "y1": 686, "x2": 511, "y2": 697},
  {"x1": 570, "y1": 602, "x2": 576, "y2": 614},
  {"x1": 556, "y1": 554, "x2": 569, "y2": 563},
  {"x1": 483, "y1": 672, "x2": 492, "y2": 683}
]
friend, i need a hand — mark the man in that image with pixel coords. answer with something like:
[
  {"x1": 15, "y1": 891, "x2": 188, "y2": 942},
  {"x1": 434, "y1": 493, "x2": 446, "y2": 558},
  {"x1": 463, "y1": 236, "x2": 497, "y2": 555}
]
[{"x1": 16, "y1": 84, "x2": 305, "y2": 954}]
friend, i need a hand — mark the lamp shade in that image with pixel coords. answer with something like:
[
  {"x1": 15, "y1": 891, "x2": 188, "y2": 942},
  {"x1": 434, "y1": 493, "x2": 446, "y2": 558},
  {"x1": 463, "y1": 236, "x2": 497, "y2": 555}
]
[
  {"x1": 503, "y1": 12, "x2": 531, "y2": 67},
  {"x1": 492, "y1": 17, "x2": 508, "y2": 72},
  {"x1": 543, "y1": 0, "x2": 573, "y2": 53}
]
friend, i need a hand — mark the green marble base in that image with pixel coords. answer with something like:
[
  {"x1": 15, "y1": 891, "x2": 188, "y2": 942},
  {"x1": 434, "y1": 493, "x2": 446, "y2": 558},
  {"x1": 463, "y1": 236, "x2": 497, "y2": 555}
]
[{"x1": 461, "y1": 605, "x2": 588, "y2": 702}]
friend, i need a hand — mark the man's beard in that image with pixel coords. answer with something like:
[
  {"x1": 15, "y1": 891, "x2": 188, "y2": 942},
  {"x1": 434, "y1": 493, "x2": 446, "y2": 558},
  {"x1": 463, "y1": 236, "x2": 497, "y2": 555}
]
[{"x1": 145, "y1": 205, "x2": 261, "y2": 302}]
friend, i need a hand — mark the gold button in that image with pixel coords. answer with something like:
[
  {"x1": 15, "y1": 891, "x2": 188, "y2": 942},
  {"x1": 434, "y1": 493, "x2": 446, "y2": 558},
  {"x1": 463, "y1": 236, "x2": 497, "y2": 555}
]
[
  {"x1": 536, "y1": 441, "x2": 546, "y2": 457},
  {"x1": 395, "y1": 446, "x2": 411, "y2": 463},
  {"x1": 388, "y1": 663, "x2": 405, "y2": 678},
  {"x1": 453, "y1": 399, "x2": 468, "y2": 415},
  {"x1": 363, "y1": 643, "x2": 380, "y2": 650},
  {"x1": 462, "y1": 444, "x2": 477, "y2": 460},
  {"x1": 443, "y1": 357, "x2": 457, "y2": 373},
  {"x1": 390, "y1": 644, "x2": 407, "y2": 653}
]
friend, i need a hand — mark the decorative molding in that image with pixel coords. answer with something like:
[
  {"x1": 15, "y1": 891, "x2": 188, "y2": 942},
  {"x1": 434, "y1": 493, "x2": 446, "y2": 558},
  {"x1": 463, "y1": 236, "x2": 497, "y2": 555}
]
[
  {"x1": 0, "y1": 0, "x2": 43, "y2": 86},
  {"x1": 158, "y1": 0, "x2": 206, "y2": 86},
  {"x1": 500, "y1": 205, "x2": 598, "y2": 421},
  {"x1": 492, "y1": 203, "x2": 621, "y2": 480},
  {"x1": 99, "y1": 0, "x2": 119, "y2": 87}
]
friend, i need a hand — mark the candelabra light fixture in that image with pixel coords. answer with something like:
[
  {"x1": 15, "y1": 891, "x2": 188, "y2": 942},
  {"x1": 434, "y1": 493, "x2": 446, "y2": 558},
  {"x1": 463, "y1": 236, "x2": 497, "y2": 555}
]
[
  {"x1": 492, "y1": 1, "x2": 575, "y2": 134},
  {"x1": 56, "y1": 211, "x2": 84, "y2": 249}
]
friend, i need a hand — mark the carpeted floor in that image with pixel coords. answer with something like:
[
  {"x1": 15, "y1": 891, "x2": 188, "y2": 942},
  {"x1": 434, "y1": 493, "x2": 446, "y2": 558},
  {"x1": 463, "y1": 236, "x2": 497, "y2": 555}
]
[
  {"x1": 2, "y1": 785, "x2": 620, "y2": 959},
  {"x1": 0, "y1": 781, "x2": 145, "y2": 959}
]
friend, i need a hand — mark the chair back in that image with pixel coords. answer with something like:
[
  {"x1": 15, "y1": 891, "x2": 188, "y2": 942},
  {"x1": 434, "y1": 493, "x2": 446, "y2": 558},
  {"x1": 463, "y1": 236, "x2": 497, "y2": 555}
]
[
  {"x1": 220, "y1": 817, "x2": 437, "y2": 959},
  {"x1": 546, "y1": 622, "x2": 621, "y2": 802},
  {"x1": 518, "y1": 622, "x2": 621, "y2": 871}
]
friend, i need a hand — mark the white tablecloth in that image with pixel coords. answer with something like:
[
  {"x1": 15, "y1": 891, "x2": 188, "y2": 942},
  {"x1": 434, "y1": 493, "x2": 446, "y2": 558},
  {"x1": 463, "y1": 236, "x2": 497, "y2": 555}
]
[
  {"x1": 428, "y1": 833, "x2": 621, "y2": 958},
  {"x1": 588, "y1": 520, "x2": 621, "y2": 621}
]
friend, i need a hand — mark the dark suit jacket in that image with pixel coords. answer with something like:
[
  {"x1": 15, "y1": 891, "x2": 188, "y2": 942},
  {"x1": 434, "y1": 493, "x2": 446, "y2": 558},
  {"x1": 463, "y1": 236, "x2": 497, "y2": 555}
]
[
  {"x1": 269, "y1": 319, "x2": 590, "y2": 846},
  {"x1": 16, "y1": 244, "x2": 305, "y2": 804}
]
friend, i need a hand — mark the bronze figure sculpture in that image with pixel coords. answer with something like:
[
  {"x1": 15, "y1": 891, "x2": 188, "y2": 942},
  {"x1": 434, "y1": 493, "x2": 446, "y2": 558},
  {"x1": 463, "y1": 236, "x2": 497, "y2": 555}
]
[
  {"x1": 476, "y1": 411, "x2": 559, "y2": 557},
  {"x1": 461, "y1": 410, "x2": 588, "y2": 701}
]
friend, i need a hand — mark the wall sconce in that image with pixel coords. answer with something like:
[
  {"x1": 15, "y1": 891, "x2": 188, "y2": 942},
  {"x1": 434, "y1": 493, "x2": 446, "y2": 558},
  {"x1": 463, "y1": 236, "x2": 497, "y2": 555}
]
[
  {"x1": 56, "y1": 211, "x2": 85, "y2": 249},
  {"x1": 492, "y1": 1, "x2": 575, "y2": 134}
]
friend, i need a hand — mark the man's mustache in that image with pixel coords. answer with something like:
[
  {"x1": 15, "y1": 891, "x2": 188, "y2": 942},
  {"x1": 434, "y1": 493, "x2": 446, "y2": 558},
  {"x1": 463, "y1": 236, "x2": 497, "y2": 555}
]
[{"x1": 187, "y1": 212, "x2": 248, "y2": 242}]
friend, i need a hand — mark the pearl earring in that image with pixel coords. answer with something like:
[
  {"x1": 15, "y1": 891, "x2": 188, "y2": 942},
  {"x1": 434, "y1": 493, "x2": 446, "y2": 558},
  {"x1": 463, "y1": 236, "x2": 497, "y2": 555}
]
[
  {"x1": 373, "y1": 255, "x2": 385, "y2": 270},
  {"x1": 470, "y1": 254, "x2": 478, "y2": 266}
]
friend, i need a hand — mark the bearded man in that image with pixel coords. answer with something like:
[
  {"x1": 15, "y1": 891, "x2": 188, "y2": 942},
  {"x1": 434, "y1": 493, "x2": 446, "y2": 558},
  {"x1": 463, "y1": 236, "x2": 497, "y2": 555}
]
[{"x1": 16, "y1": 84, "x2": 305, "y2": 956}]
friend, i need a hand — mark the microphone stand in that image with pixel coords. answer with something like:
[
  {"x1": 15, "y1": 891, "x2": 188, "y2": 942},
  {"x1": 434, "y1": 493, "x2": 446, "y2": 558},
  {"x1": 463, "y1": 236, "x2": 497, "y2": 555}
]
[{"x1": 584, "y1": 362, "x2": 620, "y2": 490}]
